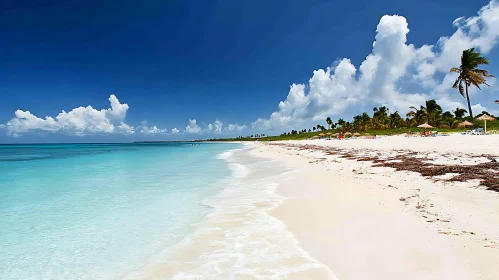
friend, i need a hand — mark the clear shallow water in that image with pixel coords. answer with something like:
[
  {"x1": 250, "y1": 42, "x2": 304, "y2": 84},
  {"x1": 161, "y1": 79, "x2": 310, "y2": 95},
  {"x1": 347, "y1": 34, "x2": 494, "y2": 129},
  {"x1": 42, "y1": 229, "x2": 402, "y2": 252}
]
[
  {"x1": 150, "y1": 148, "x2": 335, "y2": 279},
  {"x1": 0, "y1": 142, "x2": 240, "y2": 280}
]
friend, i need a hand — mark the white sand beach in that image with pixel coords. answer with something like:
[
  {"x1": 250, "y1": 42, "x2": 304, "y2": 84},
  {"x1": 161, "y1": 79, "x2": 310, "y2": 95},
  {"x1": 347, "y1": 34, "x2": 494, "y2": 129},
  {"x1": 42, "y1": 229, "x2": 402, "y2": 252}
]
[
  {"x1": 248, "y1": 134, "x2": 499, "y2": 279},
  {"x1": 134, "y1": 134, "x2": 499, "y2": 279}
]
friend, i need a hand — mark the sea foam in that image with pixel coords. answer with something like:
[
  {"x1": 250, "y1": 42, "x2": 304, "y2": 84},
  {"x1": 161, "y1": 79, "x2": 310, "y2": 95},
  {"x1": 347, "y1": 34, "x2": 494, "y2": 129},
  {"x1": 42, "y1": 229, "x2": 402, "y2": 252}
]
[{"x1": 136, "y1": 148, "x2": 337, "y2": 279}]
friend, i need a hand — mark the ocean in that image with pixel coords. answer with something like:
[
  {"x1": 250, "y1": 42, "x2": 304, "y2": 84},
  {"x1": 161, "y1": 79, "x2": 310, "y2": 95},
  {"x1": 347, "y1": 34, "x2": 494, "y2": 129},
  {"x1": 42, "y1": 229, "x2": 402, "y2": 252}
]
[{"x1": 0, "y1": 142, "x2": 332, "y2": 279}]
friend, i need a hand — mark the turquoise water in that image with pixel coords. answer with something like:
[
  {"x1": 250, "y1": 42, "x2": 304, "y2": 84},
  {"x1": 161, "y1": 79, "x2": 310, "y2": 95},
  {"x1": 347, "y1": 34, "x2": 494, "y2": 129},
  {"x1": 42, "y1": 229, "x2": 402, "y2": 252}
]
[{"x1": 0, "y1": 142, "x2": 240, "y2": 280}]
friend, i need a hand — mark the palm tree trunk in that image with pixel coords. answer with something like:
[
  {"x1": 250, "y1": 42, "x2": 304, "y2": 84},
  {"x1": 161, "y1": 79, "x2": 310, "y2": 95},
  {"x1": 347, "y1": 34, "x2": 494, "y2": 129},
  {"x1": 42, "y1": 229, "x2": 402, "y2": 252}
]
[{"x1": 466, "y1": 83, "x2": 473, "y2": 119}]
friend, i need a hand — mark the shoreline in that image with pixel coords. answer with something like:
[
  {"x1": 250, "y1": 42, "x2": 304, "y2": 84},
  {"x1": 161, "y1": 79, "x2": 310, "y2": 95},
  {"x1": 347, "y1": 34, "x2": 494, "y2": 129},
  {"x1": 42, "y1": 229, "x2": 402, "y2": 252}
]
[
  {"x1": 131, "y1": 145, "x2": 336, "y2": 279},
  {"x1": 129, "y1": 136, "x2": 499, "y2": 279},
  {"x1": 250, "y1": 137, "x2": 499, "y2": 279}
]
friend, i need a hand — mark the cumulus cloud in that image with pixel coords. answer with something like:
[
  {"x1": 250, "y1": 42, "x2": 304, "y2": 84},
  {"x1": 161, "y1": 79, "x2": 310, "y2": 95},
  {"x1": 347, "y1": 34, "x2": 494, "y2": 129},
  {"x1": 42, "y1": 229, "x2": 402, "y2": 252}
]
[
  {"x1": 182, "y1": 119, "x2": 246, "y2": 134},
  {"x1": 471, "y1": 103, "x2": 499, "y2": 116},
  {"x1": 171, "y1": 128, "x2": 180, "y2": 134},
  {"x1": 226, "y1": 123, "x2": 246, "y2": 132},
  {"x1": 138, "y1": 121, "x2": 167, "y2": 135},
  {"x1": 117, "y1": 122, "x2": 135, "y2": 135},
  {"x1": 253, "y1": 0, "x2": 499, "y2": 131},
  {"x1": 207, "y1": 119, "x2": 223, "y2": 134},
  {"x1": 185, "y1": 119, "x2": 202, "y2": 133},
  {"x1": 2, "y1": 94, "x2": 134, "y2": 136}
]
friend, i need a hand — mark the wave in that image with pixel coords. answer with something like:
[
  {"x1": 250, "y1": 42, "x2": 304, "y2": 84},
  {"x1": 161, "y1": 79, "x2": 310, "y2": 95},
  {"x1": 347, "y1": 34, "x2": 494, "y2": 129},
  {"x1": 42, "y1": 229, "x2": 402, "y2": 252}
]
[
  {"x1": 227, "y1": 163, "x2": 250, "y2": 178},
  {"x1": 131, "y1": 147, "x2": 337, "y2": 279}
]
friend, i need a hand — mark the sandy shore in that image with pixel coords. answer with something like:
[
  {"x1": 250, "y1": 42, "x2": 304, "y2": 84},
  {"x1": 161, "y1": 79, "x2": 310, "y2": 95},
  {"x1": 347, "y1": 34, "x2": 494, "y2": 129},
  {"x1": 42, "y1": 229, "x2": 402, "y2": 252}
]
[{"x1": 249, "y1": 134, "x2": 499, "y2": 279}]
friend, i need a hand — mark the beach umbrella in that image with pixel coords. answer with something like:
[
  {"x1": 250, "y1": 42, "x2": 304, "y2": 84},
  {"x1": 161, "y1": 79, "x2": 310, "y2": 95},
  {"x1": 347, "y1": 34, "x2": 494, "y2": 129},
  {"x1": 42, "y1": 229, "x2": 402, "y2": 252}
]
[
  {"x1": 326, "y1": 132, "x2": 332, "y2": 135},
  {"x1": 319, "y1": 133, "x2": 325, "y2": 137},
  {"x1": 344, "y1": 132, "x2": 352, "y2": 136},
  {"x1": 457, "y1": 120, "x2": 474, "y2": 128},
  {"x1": 353, "y1": 132, "x2": 361, "y2": 136},
  {"x1": 417, "y1": 122, "x2": 433, "y2": 129},
  {"x1": 476, "y1": 114, "x2": 495, "y2": 134}
]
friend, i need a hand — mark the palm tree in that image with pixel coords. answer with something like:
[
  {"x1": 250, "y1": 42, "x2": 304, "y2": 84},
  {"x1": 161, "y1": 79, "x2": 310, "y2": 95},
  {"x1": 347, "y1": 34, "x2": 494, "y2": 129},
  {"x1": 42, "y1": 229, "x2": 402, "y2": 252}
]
[
  {"x1": 389, "y1": 111, "x2": 403, "y2": 128},
  {"x1": 442, "y1": 111, "x2": 460, "y2": 128},
  {"x1": 336, "y1": 118, "x2": 345, "y2": 128},
  {"x1": 353, "y1": 114, "x2": 362, "y2": 131},
  {"x1": 312, "y1": 126, "x2": 316, "y2": 132},
  {"x1": 406, "y1": 106, "x2": 425, "y2": 126},
  {"x1": 421, "y1": 99, "x2": 442, "y2": 126},
  {"x1": 326, "y1": 117, "x2": 332, "y2": 130},
  {"x1": 450, "y1": 48, "x2": 495, "y2": 119},
  {"x1": 453, "y1": 108, "x2": 467, "y2": 119},
  {"x1": 372, "y1": 106, "x2": 389, "y2": 129},
  {"x1": 361, "y1": 112, "x2": 371, "y2": 131}
]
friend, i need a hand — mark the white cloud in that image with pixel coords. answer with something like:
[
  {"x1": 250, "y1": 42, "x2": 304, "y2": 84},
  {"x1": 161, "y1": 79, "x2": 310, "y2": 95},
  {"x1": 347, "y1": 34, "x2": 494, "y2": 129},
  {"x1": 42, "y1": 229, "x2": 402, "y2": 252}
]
[
  {"x1": 2, "y1": 94, "x2": 134, "y2": 136},
  {"x1": 226, "y1": 123, "x2": 246, "y2": 132},
  {"x1": 185, "y1": 119, "x2": 202, "y2": 133},
  {"x1": 171, "y1": 128, "x2": 180, "y2": 134},
  {"x1": 181, "y1": 119, "x2": 246, "y2": 134},
  {"x1": 117, "y1": 122, "x2": 135, "y2": 135},
  {"x1": 253, "y1": 1, "x2": 499, "y2": 131},
  {"x1": 207, "y1": 119, "x2": 223, "y2": 134},
  {"x1": 138, "y1": 121, "x2": 167, "y2": 135},
  {"x1": 471, "y1": 104, "x2": 499, "y2": 116}
]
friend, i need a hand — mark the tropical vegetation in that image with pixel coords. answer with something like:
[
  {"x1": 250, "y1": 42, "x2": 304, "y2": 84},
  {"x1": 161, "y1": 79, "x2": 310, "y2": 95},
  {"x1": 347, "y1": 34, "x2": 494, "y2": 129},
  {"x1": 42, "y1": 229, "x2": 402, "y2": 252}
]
[{"x1": 450, "y1": 48, "x2": 495, "y2": 119}]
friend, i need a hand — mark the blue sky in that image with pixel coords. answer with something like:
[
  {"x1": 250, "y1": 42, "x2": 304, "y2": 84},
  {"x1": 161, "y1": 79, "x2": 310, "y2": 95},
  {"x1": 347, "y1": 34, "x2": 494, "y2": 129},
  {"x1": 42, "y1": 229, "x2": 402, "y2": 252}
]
[{"x1": 1, "y1": 0, "x2": 498, "y2": 143}]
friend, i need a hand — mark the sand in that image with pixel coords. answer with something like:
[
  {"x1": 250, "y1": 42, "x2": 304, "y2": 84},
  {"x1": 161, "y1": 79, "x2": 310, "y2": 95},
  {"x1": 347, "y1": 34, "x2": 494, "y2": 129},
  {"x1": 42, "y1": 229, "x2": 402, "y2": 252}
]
[
  {"x1": 248, "y1": 134, "x2": 499, "y2": 279},
  {"x1": 131, "y1": 134, "x2": 499, "y2": 279}
]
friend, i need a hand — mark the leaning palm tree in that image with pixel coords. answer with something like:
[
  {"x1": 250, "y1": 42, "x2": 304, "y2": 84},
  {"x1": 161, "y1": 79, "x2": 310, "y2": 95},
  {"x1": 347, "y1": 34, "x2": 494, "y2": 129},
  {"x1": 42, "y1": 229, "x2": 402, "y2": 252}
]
[{"x1": 450, "y1": 48, "x2": 495, "y2": 119}]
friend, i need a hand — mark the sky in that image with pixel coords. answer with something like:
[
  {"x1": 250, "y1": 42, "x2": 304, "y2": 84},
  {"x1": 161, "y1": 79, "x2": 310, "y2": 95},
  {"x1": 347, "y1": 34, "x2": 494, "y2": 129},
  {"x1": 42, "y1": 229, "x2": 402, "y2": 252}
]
[{"x1": 1, "y1": 0, "x2": 498, "y2": 143}]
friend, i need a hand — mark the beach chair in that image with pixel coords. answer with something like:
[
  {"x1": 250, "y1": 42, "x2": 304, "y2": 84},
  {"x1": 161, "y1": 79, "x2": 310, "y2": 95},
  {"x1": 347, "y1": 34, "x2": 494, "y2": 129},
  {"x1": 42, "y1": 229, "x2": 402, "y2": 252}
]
[
  {"x1": 463, "y1": 129, "x2": 474, "y2": 135},
  {"x1": 476, "y1": 128, "x2": 484, "y2": 135}
]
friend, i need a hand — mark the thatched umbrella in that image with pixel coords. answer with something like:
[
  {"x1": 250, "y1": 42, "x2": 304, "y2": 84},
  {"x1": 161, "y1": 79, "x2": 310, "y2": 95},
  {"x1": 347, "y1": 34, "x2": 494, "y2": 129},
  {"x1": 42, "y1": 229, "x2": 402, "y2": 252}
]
[
  {"x1": 457, "y1": 120, "x2": 474, "y2": 128},
  {"x1": 353, "y1": 132, "x2": 361, "y2": 136},
  {"x1": 326, "y1": 132, "x2": 332, "y2": 135},
  {"x1": 319, "y1": 133, "x2": 325, "y2": 137},
  {"x1": 344, "y1": 132, "x2": 352, "y2": 136},
  {"x1": 476, "y1": 114, "x2": 495, "y2": 134},
  {"x1": 417, "y1": 122, "x2": 433, "y2": 130}
]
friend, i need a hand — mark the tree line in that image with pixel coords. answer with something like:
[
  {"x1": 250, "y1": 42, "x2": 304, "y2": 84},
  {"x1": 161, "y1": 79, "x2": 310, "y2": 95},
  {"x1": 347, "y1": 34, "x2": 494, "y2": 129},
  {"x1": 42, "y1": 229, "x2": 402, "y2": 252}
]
[{"x1": 278, "y1": 48, "x2": 496, "y2": 136}]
